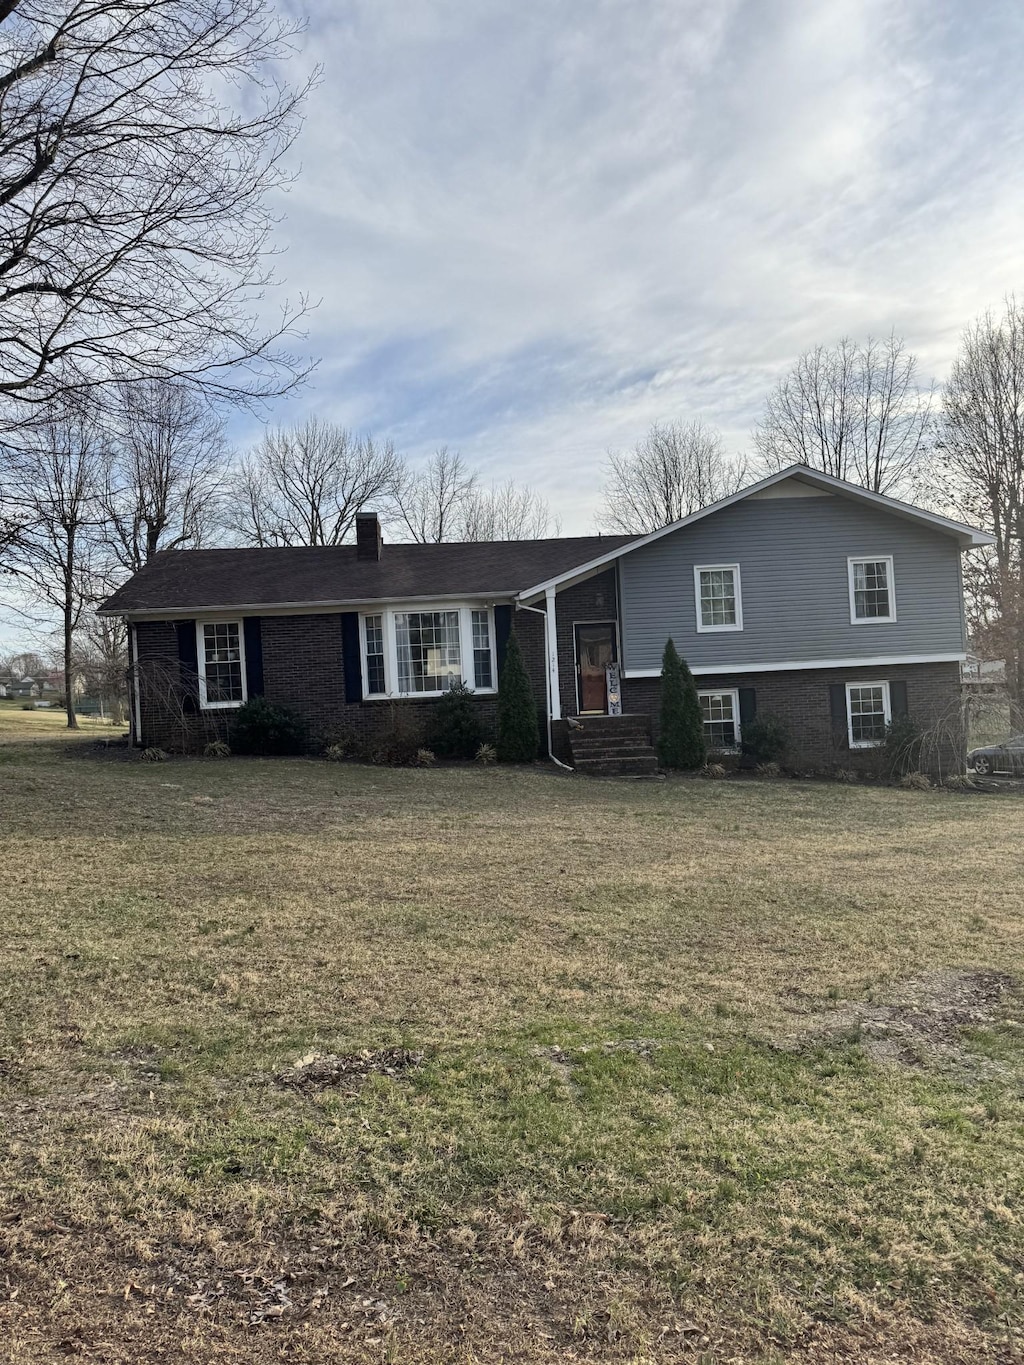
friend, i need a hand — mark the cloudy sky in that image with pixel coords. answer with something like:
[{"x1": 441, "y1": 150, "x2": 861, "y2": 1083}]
[
  {"x1": 240, "y1": 0, "x2": 1024, "y2": 525},
  {"x1": 3, "y1": 0, "x2": 1023, "y2": 651}
]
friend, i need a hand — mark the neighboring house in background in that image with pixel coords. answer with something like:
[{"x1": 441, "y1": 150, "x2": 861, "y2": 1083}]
[
  {"x1": 99, "y1": 465, "x2": 993, "y2": 774},
  {"x1": 962, "y1": 653, "x2": 1006, "y2": 690},
  {"x1": 8, "y1": 677, "x2": 41, "y2": 699}
]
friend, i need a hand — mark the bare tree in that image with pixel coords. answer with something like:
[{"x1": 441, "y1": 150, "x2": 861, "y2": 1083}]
[
  {"x1": 598, "y1": 420, "x2": 745, "y2": 534},
  {"x1": 393, "y1": 447, "x2": 477, "y2": 543},
  {"x1": 102, "y1": 379, "x2": 226, "y2": 573},
  {"x1": 4, "y1": 400, "x2": 106, "y2": 727},
  {"x1": 754, "y1": 334, "x2": 934, "y2": 494},
  {"x1": 74, "y1": 610, "x2": 128, "y2": 722},
  {"x1": 940, "y1": 298, "x2": 1024, "y2": 723},
  {"x1": 228, "y1": 418, "x2": 403, "y2": 546},
  {"x1": 0, "y1": 1, "x2": 311, "y2": 416},
  {"x1": 458, "y1": 480, "x2": 559, "y2": 541}
]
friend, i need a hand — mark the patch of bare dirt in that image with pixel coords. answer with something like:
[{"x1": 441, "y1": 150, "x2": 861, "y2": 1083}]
[
  {"x1": 786, "y1": 969, "x2": 1019, "y2": 1071},
  {"x1": 274, "y1": 1047, "x2": 423, "y2": 1091}
]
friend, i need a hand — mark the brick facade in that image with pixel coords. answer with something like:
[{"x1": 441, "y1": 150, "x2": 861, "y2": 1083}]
[
  {"x1": 622, "y1": 660, "x2": 964, "y2": 775},
  {"x1": 134, "y1": 607, "x2": 550, "y2": 757},
  {"x1": 132, "y1": 588, "x2": 964, "y2": 775}
]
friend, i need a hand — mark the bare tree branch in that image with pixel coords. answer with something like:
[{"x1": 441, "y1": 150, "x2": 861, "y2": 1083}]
[
  {"x1": 101, "y1": 376, "x2": 226, "y2": 572},
  {"x1": 227, "y1": 418, "x2": 403, "y2": 546},
  {"x1": 754, "y1": 334, "x2": 934, "y2": 495},
  {"x1": 0, "y1": 0, "x2": 315, "y2": 416},
  {"x1": 598, "y1": 419, "x2": 746, "y2": 534},
  {"x1": 939, "y1": 297, "x2": 1024, "y2": 724}
]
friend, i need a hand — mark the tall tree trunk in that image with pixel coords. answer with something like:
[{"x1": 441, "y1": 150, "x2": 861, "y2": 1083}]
[{"x1": 64, "y1": 578, "x2": 78, "y2": 731}]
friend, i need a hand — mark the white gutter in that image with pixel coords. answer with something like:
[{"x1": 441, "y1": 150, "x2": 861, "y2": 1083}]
[{"x1": 517, "y1": 600, "x2": 573, "y2": 772}]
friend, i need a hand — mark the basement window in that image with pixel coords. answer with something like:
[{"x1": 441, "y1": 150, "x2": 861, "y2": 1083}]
[
  {"x1": 699, "y1": 689, "x2": 740, "y2": 750},
  {"x1": 846, "y1": 681, "x2": 891, "y2": 747}
]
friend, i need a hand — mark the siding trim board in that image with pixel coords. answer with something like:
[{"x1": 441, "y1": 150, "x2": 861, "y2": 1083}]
[{"x1": 623, "y1": 652, "x2": 965, "y2": 678}]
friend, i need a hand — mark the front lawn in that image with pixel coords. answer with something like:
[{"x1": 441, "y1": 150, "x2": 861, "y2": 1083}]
[{"x1": 0, "y1": 737, "x2": 1021, "y2": 1363}]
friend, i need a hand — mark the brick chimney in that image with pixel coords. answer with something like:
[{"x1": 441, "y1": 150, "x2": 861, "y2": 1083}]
[{"x1": 355, "y1": 511, "x2": 383, "y2": 561}]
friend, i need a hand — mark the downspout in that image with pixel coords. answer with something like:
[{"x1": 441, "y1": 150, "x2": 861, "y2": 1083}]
[{"x1": 516, "y1": 599, "x2": 573, "y2": 772}]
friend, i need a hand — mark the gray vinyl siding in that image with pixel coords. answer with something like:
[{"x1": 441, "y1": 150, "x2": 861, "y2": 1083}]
[{"x1": 617, "y1": 495, "x2": 967, "y2": 672}]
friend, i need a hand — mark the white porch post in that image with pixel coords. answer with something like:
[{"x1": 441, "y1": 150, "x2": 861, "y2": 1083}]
[{"x1": 545, "y1": 586, "x2": 561, "y2": 720}]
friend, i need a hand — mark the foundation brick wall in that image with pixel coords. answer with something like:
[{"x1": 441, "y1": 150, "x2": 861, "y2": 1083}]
[{"x1": 622, "y1": 660, "x2": 964, "y2": 774}]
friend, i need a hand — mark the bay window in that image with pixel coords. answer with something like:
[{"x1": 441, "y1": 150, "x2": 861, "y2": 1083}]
[{"x1": 361, "y1": 605, "x2": 497, "y2": 697}]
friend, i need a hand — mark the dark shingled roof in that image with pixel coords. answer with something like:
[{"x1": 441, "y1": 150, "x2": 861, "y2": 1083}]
[{"x1": 98, "y1": 535, "x2": 636, "y2": 614}]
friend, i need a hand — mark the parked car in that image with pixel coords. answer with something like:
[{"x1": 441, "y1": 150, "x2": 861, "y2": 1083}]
[{"x1": 968, "y1": 735, "x2": 1024, "y2": 776}]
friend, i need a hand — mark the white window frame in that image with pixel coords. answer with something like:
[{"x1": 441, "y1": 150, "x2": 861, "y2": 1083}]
[
  {"x1": 694, "y1": 563, "x2": 743, "y2": 633},
  {"x1": 360, "y1": 604, "x2": 498, "y2": 699},
  {"x1": 848, "y1": 555, "x2": 896, "y2": 624},
  {"x1": 845, "y1": 680, "x2": 891, "y2": 749},
  {"x1": 195, "y1": 619, "x2": 247, "y2": 710},
  {"x1": 698, "y1": 688, "x2": 742, "y2": 751}
]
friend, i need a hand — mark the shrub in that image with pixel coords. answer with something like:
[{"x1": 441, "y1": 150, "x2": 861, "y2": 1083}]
[
  {"x1": 899, "y1": 772, "x2": 931, "y2": 790},
  {"x1": 657, "y1": 639, "x2": 705, "y2": 770},
  {"x1": 428, "y1": 680, "x2": 483, "y2": 759},
  {"x1": 140, "y1": 747, "x2": 168, "y2": 762},
  {"x1": 834, "y1": 767, "x2": 857, "y2": 783},
  {"x1": 701, "y1": 762, "x2": 727, "y2": 779},
  {"x1": 359, "y1": 704, "x2": 424, "y2": 765},
  {"x1": 229, "y1": 696, "x2": 307, "y2": 756},
  {"x1": 320, "y1": 726, "x2": 358, "y2": 759},
  {"x1": 496, "y1": 631, "x2": 539, "y2": 763},
  {"x1": 414, "y1": 747, "x2": 437, "y2": 767},
  {"x1": 944, "y1": 772, "x2": 978, "y2": 791},
  {"x1": 204, "y1": 740, "x2": 231, "y2": 758},
  {"x1": 880, "y1": 716, "x2": 923, "y2": 780},
  {"x1": 475, "y1": 742, "x2": 497, "y2": 765},
  {"x1": 741, "y1": 714, "x2": 789, "y2": 764},
  {"x1": 756, "y1": 761, "x2": 782, "y2": 778}
]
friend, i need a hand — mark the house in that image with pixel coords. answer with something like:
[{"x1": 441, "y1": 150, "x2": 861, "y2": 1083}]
[
  {"x1": 8, "y1": 677, "x2": 41, "y2": 700},
  {"x1": 98, "y1": 465, "x2": 994, "y2": 774}
]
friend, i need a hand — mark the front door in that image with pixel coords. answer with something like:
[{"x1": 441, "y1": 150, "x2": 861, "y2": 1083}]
[{"x1": 575, "y1": 622, "x2": 617, "y2": 714}]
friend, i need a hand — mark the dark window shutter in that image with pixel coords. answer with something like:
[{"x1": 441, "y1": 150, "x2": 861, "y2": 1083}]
[
  {"x1": 494, "y1": 605, "x2": 513, "y2": 681},
  {"x1": 176, "y1": 620, "x2": 199, "y2": 712},
  {"x1": 243, "y1": 617, "x2": 264, "y2": 697},
  {"x1": 341, "y1": 612, "x2": 362, "y2": 703},
  {"x1": 738, "y1": 687, "x2": 757, "y2": 728},
  {"x1": 890, "y1": 679, "x2": 908, "y2": 720},
  {"x1": 828, "y1": 683, "x2": 848, "y2": 749}
]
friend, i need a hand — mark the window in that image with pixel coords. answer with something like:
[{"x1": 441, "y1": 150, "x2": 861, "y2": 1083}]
[
  {"x1": 695, "y1": 564, "x2": 742, "y2": 632},
  {"x1": 699, "y1": 689, "x2": 740, "y2": 749},
  {"x1": 471, "y1": 609, "x2": 493, "y2": 690},
  {"x1": 362, "y1": 605, "x2": 497, "y2": 698},
  {"x1": 849, "y1": 556, "x2": 895, "y2": 623},
  {"x1": 395, "y1": 610, "x2": 462, "y2": 693},
  {"x1": 197, "y1": 620, "x2": 246, "y2": 708},
  {"x1": 363, "y1": 614, "x2": 386, "y2": 695},
  {"x1": 846, "y1": 681, "x2": 891, "y2": 747}
]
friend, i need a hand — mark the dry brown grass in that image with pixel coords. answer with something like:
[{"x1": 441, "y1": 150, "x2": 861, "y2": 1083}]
[{"x1": 0, "y1": 735, "x2": 1022, "y2": 1363}]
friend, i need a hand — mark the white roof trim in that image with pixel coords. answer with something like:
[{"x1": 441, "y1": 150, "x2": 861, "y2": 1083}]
[
  {"x1": 623, "y1": 651, "x2": 966, "y2": 678},
  {"x1": 516, "y1": 466, "x2": 994, "y2": 601}
]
